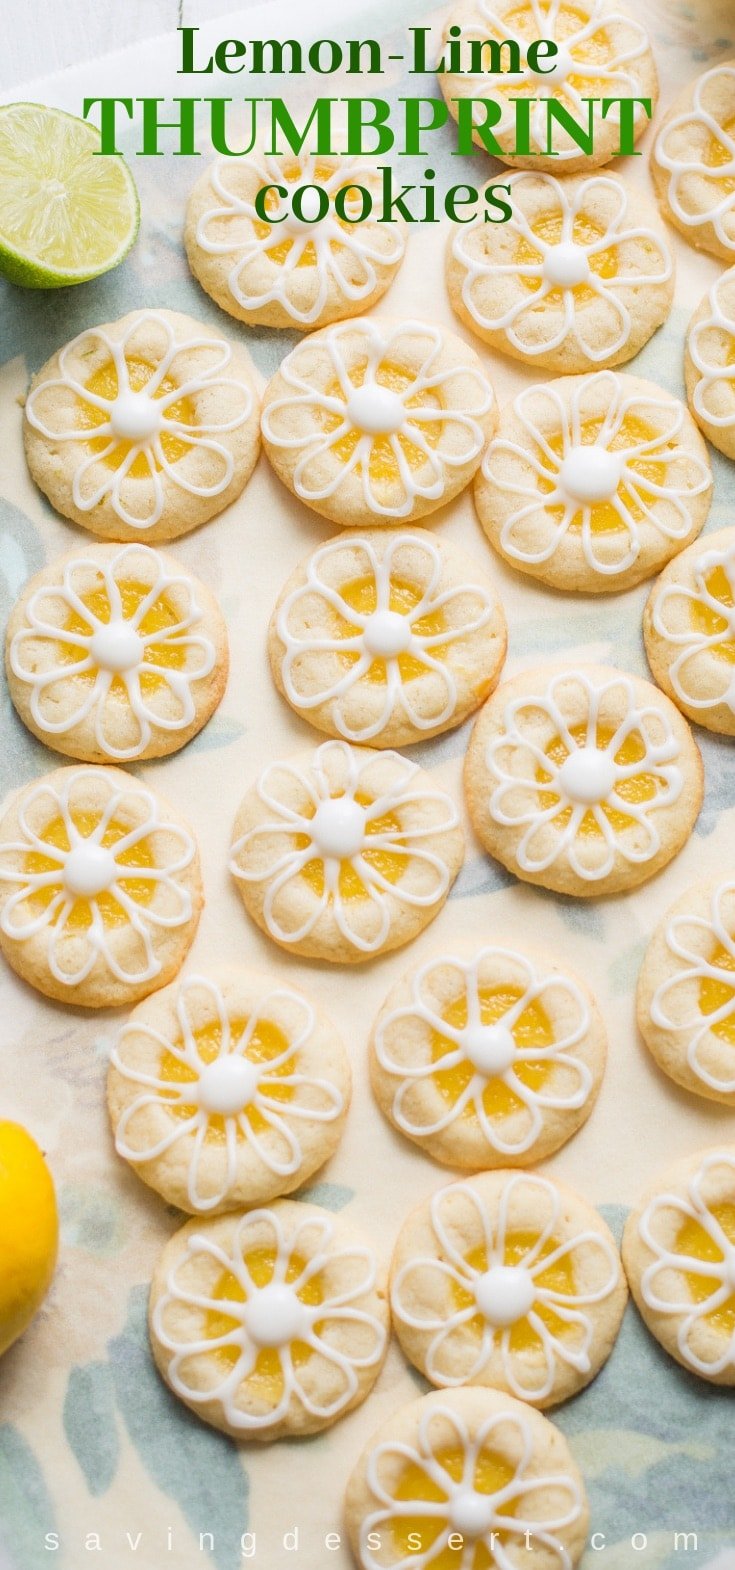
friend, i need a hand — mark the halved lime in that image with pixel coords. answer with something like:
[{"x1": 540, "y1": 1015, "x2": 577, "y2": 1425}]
[{"x1": 0, "y1": 102, "x2": 139, "y2": 289}]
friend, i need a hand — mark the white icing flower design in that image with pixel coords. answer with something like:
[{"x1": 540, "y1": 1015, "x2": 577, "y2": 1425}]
[
  {"x1": 689, "y1": 271, "x2": 735, "y2": 428},
  {"x1": 230, "y1": 740, "x2": 459, "y2": 953},
  {"x1": 459, "y1": 0, "x2": 650, "y2": 157},
  {"x1": 261, "y1": 318, "x2": 493, "y2": 518},
  {"x1": 277, "y1": 533, "x2": 493, "y2": 742},
  {"x1": 112, "y1": 974, "x2": 344, "y2": 1211},
  {"x1": 25, "y1": 311, "x2": 252, "y2": 529},
  {"x1": 652, "y1": 883, "x2": 735, "y2": 1095},
  {"x1": 652, "y1": 541, "x2": 735, "y2": 716},
  {"x1": 484, "y1": 372, "x2": 710, "y2": 576},
  {"x1": 195, "y1": 150, "x2": 405, "y2": 325},
  {"x1": 375, "y1": 948, "x2": 592, "y2": 1153},
  {"x1": 656, "y1": 64, "x2": 735, "y2": 255},
  {"x1": 361, "y1": 1399, "x2": 582, "y2": 1570},
  {"x1": 453, "y1": 172, "x2": 672, "y2": 361},
  {"x1": 391, "y1": 1176, "x2": 619, "y2": 1401},
  {"x1": 487, "y1": 671, "x2": 682, "y2": 880},
  {"x1": 153, "y1": 1207, "x2": 386, "y2": 1431},
  {"x1": 9, "y1": 545, "x2": 216, "y2": 761},
  {"x1": 0, "y1": 771, "x2": 194, "y2": 986},
  {"x1": 639, "y1": 1153, "x2": 735, "y2": 1377}
]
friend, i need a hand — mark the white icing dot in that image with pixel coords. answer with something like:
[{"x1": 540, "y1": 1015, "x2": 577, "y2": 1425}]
[
  {"x1": 543, "y1": 242, "x2": 591, "y2": 289},
  {"x1": 196, "y1": 1055, "x2": 260, "y2": 1116},
  {"x1": 558, "y1": 445, "x2": 623, "y2": 504},
  {"x1": 362, "y1": 609, "x2": 412, "y2": 659},
  {"x1": 63, "y1": 844, "x2": 117, "y2": 899},
  {"x1": 284, "y1": 183, "x2": 325, "y2": 227},
  {"x1": 90, "y1": 620, "x2": 143, "y2": 674},
  {"x1": 449, "y1": 1488, "x2": 497, "y2": 1539},
  {"x1": 310, "y1": 797, "x2": 366, "y2": 860},
  {"x1": 243, "y1": 1283, "x2": 308, "y2": 1347},
  {"x1": 346, "y1": 384, "x2": 406, "y2": 436},
  {"x1": 461, "y1": 1022, "x2": 516, "y2": 1077},
  {"x1": 474, "y1": 1264, "x2": 535, "y2": 1327},
  {"x1": 557, "y1": 746, "x2": 616, "y2": 806},
  {"x1": 532, "y1": 44, "x2": 572, "y2": 82},
  {"x1": 109, "y1": 390, "x2": 163, "y2": 441}
]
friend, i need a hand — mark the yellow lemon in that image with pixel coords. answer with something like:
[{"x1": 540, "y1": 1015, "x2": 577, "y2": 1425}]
[{"x1": 0, "y1": 1121, "x2": 58, "y2": 1357}]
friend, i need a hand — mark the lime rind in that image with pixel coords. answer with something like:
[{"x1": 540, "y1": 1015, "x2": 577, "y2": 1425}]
[{"x1": 0, "y1": 102, "x2": 139, "y2": 289}]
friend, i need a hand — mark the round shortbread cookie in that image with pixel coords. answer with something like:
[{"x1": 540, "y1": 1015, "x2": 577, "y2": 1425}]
[
  {"x1": 637, "y1": 877, "x2": 735, "y2": 1105},
  {"x1": 108, "y1": 968, "x2": 351, "y2": 1212},
  {"x1": 623, "y1": 1147, "x2": 735, "y2": 1384},
  {"x1": 476, "y1": 371, "x2": 711, "y2": 593},
  {"x1": 6, "y1": 543, "x2": 229, "y2": 762},
  {"x1": 464, "y1": 664, "x2": 703, "y2": 898},
  {"x1": 644, "y1": 526, "x2": 735, "y2": 737},
  {"x1": 260, "y1": 317, "x2": 495, "y2": 528},
  {"x1": 344, "y1": 1386, "x2": 589, "y2": 1570},
  {"x1": 438, "y1": 0, "x2": 657, "y2": 175},
  {"x1": 653, "y1": 61, "x2": 735, "y2": 262},
  {"x1": 0, "y1": 765, "x2": 202, "y2": 1008},
  {"x1": 149, "y1": 1198, "x2": 389, "y2": 1440},
  {"x1": 389, "y1": 1171, "x2": 626, "y2": 1407},
  {"x1": 229, "y1": 740, "x2": 464, "y2": 963},
  {"x1": 268, "y1": 529, "x2": 507, "y2": 748},
  {"x1": 685, "y1": 267, "x2": 735, "y2": 461},
  {"x1": 369, "y1": 944, "x2": 606, "y2": 1168},
  {"x1": 447, "y1": 171, "x2": 674, "y2": 374},
  {"x1": 185, "y1": 148, "x2": 406, "y2": 329},
  {"x1": 23, "y1": 309, "x2": 260, "y2": 543}
]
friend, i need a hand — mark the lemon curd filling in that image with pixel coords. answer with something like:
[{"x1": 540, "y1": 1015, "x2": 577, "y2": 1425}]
[
  {"x1": 300, "y1": 791, "x2": 406, "y2": 901},
  {"x1": 699, "y1": 941, "x2": 735, "y2": 1045},
  {"x1": 55, "y1": 576, "x2": 189, "y2": 700},
  {"x1": 327, "y1": 573, "x2": 449, "y2": 683},
  {"x1": 25, "y1": 810, "x2": 154, "y2": 929},
  {"x1": 675, "y1": 1204, "x2": 735, "y2": 1337},
  {"x1": 537, "y1": 723, "x2": 658, "y2": 837},
  {"x1": 491, "y1": 2, "x2": 613, "y2": 100},
  {"x1": 704, "y1": 116, "x2": 735, "y2": 193},
  {"x1": 255, "y1": 160, "x2": 357, "y2": 267},
  {"x1": 159, "y1": 1015, "x2": 295, "y2": 1141},
  {"x1": 690, "y1": 565, "x2": 735, "y2": 663},
  {"x1": 537, "y1": 414, "x2": 667, "y2": 535},
  {"x1": 391, "y1": 1448, "x2": 518, "y2": 1567},
  {"x1": 452, "y1": 1232, "x2": 575, "y2": 1358},
  {"x1": 316, "y1": 357, "x2": 442, "y2": 489},
  {"x1": 430, "y1": 986, "x2": 554, "y2": 1120},
  {"x1": 78, "y1": 356, "x2": 195, "y2": 472},
  {"x1": 205, "y1": 1246, "x2": 322, "y2": 1399},
  {"x1": 516, "y1": 213, "x2": 617, "y2": 303}
]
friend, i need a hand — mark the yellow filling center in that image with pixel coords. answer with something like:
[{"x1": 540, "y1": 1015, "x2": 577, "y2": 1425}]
[
  {"x1": 517, "y1": 213, "x2": 617, "y2": 305},
  {"x1": 25, "y1": 810, "x2": 154, "y2": 929},
  {"x1": 537, "y1": 724, "x2": 658, "y2": 837},
  {"x1": 205, "y1": 1246, "x2": 322, "y2": 1400},
  {"x1": 54, "y1": 576, "x2": 188, "y2": 700},
  {"x1": 256, "y1": 160, "x2": 358, "y2": 267},
  {"x1": 300, "y1": 791, "x2": 406, "y2": 901},
  {"x1": 690, "y1": 565, "x2": 735, "y2": 663},
  {"x1": 452, "y1": 1230, "x2": 574, "y2": 1355},
  {"x1": 704, "y1": 115, "x2": 735, "y2": 192},
  {"x1": 326, "y1": 573, "x2": 449, "y2": 683},
  {"x1": 158, "y1": 1015, "x2": 294, "y2": 1142},
  {"x1": 430, "y1": 985, "x2": 553, "y2": 1119},
  {"x1": 392, "y1": 1447, "x2": 518, "y2": 1568},
  {"x1": 317, "y1": 357, "x2": 442, "y2": 489},
  {"x1": 538, "y1": 414, "x2": 666, "y2": 535},
  {"x1": 676, "y1": 1203, "x2": 735, "y2": 1337},
  {"x1": 78, "y1": 356, "x2": 195, "y2": 475},
  {"x1": 699, "y1": 941, "x2": 735, "y2": 1045}
]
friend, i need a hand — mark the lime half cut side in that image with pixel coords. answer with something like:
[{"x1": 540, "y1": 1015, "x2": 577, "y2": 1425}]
[{"x1": 0, "y1": 102, "x2": 139, "y2": 288}]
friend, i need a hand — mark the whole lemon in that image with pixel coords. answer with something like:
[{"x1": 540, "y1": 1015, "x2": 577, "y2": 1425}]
[{"x1": 0, "y1": 1121, "x2": 58, "y2": 1356}]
